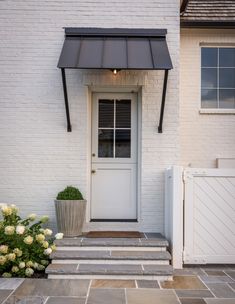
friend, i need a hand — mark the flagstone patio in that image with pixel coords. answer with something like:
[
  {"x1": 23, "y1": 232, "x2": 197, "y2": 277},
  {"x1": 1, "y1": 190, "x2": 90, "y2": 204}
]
[{"x1": 0, "y1": 266, "x2": 234, "y2": 304}]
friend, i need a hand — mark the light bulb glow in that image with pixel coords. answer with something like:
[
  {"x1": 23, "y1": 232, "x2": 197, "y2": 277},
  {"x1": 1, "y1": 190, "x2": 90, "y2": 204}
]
[{"x1": 113, "y1": 69, "x2": 117, "y2": 75}]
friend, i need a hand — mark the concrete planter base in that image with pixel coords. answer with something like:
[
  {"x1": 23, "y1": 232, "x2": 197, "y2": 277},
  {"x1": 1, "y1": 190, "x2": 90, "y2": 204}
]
[{"x1": 55, "y1": 200, "x2": 86, "y2": 237}]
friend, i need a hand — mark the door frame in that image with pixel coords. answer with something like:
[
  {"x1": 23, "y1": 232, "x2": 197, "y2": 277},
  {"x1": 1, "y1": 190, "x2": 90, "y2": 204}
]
[{"x1": 86, "y1": 86, "x2": 142, "y2": 224}]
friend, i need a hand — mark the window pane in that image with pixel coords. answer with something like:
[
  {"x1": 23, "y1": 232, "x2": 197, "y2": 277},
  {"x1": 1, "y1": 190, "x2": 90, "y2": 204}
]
[
  {"x1": 219, "y1": 89, "x2": 235, "y2": 109},
  {"x1": 98, "y1": 100, "x2": 114, "y2": 128},
  {"x1": 115, "y1": 130, "x2": 131, "y2": 158},
  {"x1": 201, "y1": 89, "x2": 218, "y2": 108},
  {"x1": 219, "y1": 68, "x2": 235, "y2": 88},
  {"x1": 201, "y1": 48, "x2": 218, "y2": 67},
  {"x1": 201, "y1": 68, "x2": 217, "y2": 88},
  {"x1": 219, "y1": 48, "x2": 235, "y2": 67},
  {"x1": 116, "y1": 100, "x2": 131, "y2": 128},
  {"x1": 98, "y1": 129, "x2": 114, "y2": 157}
]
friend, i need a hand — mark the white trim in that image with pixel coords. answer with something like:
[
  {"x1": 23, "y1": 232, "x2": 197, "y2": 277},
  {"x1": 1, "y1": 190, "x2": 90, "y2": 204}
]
[
  {"x1": 86, "y1": 87, "x2": 92, "y2": 224},
  {"x1": 137, "y1": 87, "x2": 142, "y2": 224},
  {"x1": 86, "y1": 86, "x2": 142, "y2": 226},
  {"x1": 88, "y1": 85, "x2": 141, "y2": 93},
  {"x1": 200, "y1": 45, "x2": 235, "y2": 111},
  {"x1": 164, "y1": 166, "x2": 184, "y2": 269},
  {"x1": 199, "y1": 109, "x2": 235, "y2": 114},
  {"x1": 200, "y1": 42, "x2": 235, "y2": 47}
]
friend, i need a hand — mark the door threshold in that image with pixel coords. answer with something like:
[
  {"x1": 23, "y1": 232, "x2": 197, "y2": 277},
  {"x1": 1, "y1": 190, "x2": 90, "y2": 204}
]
[{"x1": 90, "y1": 219, "x2": 138, "y2": 223}]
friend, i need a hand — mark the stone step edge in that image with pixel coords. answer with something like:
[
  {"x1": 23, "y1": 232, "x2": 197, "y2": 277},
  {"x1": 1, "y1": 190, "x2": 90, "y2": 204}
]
[
  {"x1": 55, "y1": 239, "x2": 169, "y2": 248},
  {"x1": 51, "y1": 260, "x2": 170, "y2": 265},
  {"x1": 55, "y1": 246, "x2": 167, "y2": 252},
  {"x1": 48, "y1": 274, "x2": 173, "y2": 281},
  {"x1": 51, "y1": 251, "x2": 171, "y2": 260},
  {"x1": 46, "y1": 264, "x2": 173, "y2": 276}
]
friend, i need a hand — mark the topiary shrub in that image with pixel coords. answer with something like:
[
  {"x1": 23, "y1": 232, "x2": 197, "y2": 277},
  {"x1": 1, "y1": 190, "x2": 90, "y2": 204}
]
[{"x1": 56, "y1": 186, "x2": 84, "y2": 200}]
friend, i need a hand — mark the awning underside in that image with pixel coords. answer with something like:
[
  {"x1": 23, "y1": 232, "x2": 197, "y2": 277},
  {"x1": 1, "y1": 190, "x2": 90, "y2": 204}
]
[{"x1": 58, "y1": 28, "x2": 172, "y2": 70}]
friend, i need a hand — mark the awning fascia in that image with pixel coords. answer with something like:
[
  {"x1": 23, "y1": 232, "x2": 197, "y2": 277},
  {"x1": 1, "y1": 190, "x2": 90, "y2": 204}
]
[{"x1": 58, "y1": 28, "x2": 173, "y2": 133}]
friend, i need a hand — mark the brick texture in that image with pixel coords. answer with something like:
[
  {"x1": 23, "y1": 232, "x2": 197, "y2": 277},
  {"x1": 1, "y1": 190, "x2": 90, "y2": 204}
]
[{"x1": 0, "y1": 0, "x2": 179, "y2": 232}]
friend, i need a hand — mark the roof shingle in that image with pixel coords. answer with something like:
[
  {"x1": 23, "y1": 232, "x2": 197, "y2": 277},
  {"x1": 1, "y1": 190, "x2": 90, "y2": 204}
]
[{"x1": 181, "y1": 0, "x2": 235, "y2": 24}]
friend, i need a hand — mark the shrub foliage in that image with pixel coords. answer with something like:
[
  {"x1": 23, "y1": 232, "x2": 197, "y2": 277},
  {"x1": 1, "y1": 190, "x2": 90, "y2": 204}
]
[
  {"x1": 56, "y1": 186, "x2": 84, "y2": 200},
  {"x1": 0, "y1": 204, "x2": 63, "y2": 278}
]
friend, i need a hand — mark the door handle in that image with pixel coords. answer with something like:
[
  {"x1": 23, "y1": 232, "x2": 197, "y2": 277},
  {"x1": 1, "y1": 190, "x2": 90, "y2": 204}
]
[{"x1": 91, "y1": 170, "x2": 96, "y2": 174}]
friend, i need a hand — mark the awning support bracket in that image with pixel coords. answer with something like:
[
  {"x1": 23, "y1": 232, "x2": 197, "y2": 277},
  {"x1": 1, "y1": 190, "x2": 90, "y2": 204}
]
[
  {"x1": 61, "y1": 68, "x2": 72, "y2": 132},
  {"x1": 158, "y1": 69, "x2": 169, "y2": 133}
]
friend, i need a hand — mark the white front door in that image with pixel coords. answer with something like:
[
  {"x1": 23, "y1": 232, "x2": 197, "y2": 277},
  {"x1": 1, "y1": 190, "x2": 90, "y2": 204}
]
[{"x1": 91, "y1": 93, "x2": 138, "y2": 220}]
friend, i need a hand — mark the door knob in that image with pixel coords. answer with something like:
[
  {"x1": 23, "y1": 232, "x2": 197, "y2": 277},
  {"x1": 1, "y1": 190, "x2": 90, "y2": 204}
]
[{"x1": 91, "y1": 170, "x2": 96, "y2": 174}]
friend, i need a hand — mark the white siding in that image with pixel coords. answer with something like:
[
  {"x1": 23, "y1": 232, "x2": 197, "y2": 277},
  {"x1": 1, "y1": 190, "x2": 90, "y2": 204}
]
[
  {"x1": 180, "y1": 29, "x2": 235, "y2": 168},
  {"x1": 0, "y1": 0, "x2": 180, "y2": 232}
]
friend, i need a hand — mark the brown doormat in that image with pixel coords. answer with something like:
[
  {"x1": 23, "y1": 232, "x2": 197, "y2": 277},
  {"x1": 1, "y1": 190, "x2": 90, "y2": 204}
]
[{"x1": 86, "y1": 231, "x2": 143, "y2": 238}]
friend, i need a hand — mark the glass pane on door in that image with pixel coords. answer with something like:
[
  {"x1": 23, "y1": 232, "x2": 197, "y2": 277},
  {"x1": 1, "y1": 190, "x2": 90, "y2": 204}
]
[
  {"x1": 116, "y1": 100, "x2": 131, "y2": 128},
  {"x1": 115, "y1": 130, "x2": 131, "y2": 158},
  {"x1": 98, "y1": 129, "x2": 114, "y2": 157},
  {"x1": 97, "y1": 98, "x2": 132, "y2": 158},
  {"x1": 98, "y1": 100, "x2": 114, "y2": 128}
]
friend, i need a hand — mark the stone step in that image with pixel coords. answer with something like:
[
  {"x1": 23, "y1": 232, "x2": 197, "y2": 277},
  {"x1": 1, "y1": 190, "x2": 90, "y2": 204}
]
[
  {"x1": 51, "y1": 250, "x2": 171, "y2": 261},
  {"x1": 46, "y1": 263, "x2": 173, "y2": 280},
  {"x1": 55, "y1": 236, "x2": 169, "y2": 248}
]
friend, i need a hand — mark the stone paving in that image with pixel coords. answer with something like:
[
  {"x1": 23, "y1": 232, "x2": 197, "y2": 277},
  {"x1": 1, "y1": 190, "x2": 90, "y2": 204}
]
[{"x1": 0, "y1": 266, "x2": 234, "y2": 303}]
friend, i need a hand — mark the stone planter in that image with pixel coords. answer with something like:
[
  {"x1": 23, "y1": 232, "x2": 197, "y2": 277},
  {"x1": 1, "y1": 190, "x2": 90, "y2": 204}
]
[{"x1": 54, "y1": 200, "x2": 86, "y2": 237}]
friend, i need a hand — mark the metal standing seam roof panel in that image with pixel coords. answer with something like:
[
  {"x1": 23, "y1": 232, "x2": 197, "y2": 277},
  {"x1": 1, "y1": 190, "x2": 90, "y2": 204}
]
[{"x1": 58, "y1": 28, "x2": 173, "y2": 70}]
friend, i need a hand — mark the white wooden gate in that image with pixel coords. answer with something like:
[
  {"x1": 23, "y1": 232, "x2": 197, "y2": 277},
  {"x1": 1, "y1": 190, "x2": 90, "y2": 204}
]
[{"x1": 184, "y1": 168, "x2": 235, "y2": 264}]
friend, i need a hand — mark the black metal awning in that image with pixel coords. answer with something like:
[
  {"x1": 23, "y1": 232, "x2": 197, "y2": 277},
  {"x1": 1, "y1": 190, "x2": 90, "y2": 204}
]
[{"x1": 58, "y1": 28, "x2": 173, "y2": 132}]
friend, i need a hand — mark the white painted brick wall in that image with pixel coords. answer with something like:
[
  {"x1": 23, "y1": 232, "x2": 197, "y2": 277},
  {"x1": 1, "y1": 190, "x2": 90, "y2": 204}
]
[
  {"x1": 180, "y1": 29, "x2": 235, "y2": 168},
  {"x1": 0, "y1": 0, "x2": 180, "y2": 233}
]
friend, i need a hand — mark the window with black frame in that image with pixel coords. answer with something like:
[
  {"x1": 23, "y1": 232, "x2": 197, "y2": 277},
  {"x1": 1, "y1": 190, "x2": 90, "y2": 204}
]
[{"x1": 201, "y1": 47, "x2": 235, "y2": 109}]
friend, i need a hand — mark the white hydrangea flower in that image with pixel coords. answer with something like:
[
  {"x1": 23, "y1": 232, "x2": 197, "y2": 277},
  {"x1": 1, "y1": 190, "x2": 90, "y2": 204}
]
[
  {"x1": 28, "y1": 213, "x2": 37, "y2": 221},
  {"x1": 51, "y1": 244, "x2": 57, "y2": 251},
  {"x1": 25, "y1": 267, "x2": 34, "y2": 277},
  {"x1": 42, "y1": 241, "x2": 49, "y2": 249},
  {"x1": 35, "y1": 234, "x2": 45, "y2": 243},
  {"x1": 55, "y1": 233, "x2": 64, "y2": 240},
  {"x1": 10, "y1": 204, "x2": 18, "y2": 213},
  {"x1": 26, "y1": 261, "x2": 34, "y2": 267},
  {"x1": 12, "y1": 266, "x2": 19, "y2": 273},
  {"x1": 37, "y1": 264, "x2": 45, "y2": 271},
  {"x1": 19, "y1": 262, "x2": 25, "y2": 269},
  {"x1": 0, "y1": 256, "x2": 7, "y2": 265},
  {"x1": 13, "y1": 248, "x2": 22, "y2": 257},
  {"x1": 7, "y1": 253, "x2": 16, "y2": 261},
  {"x1": 40, "y1": 259, "x2": 49, "y2": 266},
  {"x1": 2, "y1": 272, "x2": 12, "y2": 278},
  {"x1": 40, "y1": 216, "x2": 49, "y2": 223},
  {"x1": 1, "y1": 206, "x2": 13, "y2": 216},
  {"x1": 44, "y1": 248, "x2": 52, "y2": 255},
  {"x1": 16, "y1": 225, "x2": 25, "y2": 235},
  {"x1": 23, "y1": 235, "x2": 33, "y2": 245},
  {"x1": 0, "y1": 245, "x2": 8, "y2": 254},
  {"x1": 4, "y1": 226, "x2": 15, "y2": 235},
  {"x1": 44, "y1": 229, "x2": 53, "y2": 236}
]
